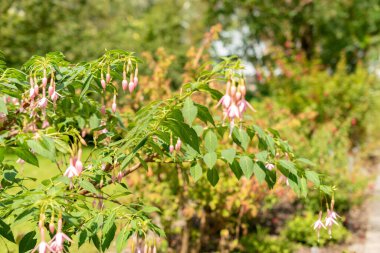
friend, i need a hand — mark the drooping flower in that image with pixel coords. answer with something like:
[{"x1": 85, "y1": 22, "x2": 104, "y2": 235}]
[
  {"x1": 325, "y1": 208, "x2": 340, "y2": 238},
  {"x1": 111, "y1": 94, "x2": 117, "y2": 113},
  {"x1": 169, "y1": 145, "x2": 174, "y2": 153},
  {"x1": 32, "y1": 227, "x2": 53, "y2": 253},
  {"x1": 75, "y1": 149, "x2": 83, "y2": 175},
  {"x1": 64, "y1": 158, "x2": 79, "y2": 178},
  {"x1": 313, "y1": 211, "x2": 326, "y2": 241},
  {"x1": 49, "y1": 217, "x2": 72, "y2": 253},
  {"x1": 38, "y1": 96, "x2": 48, "y2": 109}
]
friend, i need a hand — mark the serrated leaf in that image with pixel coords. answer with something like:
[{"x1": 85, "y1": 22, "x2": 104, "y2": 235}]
[
  {"x1": 78, "y1": 230, "x2": 88, "y2": 248},
  {"x1": 239, "y1": 129, "x2": 250, "y2": 151},
  {"x1": 265, "y1": 135, "x2": 276, "y2": 155},
  {"x1": 204, "y1": 130, "x2": 218, "y2": 152},
  {"x1": 207, "y1": 168, "x2": 219, "y2": 186},
  {"x1": 89, "y1": 114, "x2": 100, "y2": 129},
  {"x1": 54, "y1": 139, "x2": 71, "y2": 154},
  {"x1": 203, "y1": 152, "x2": 217, "y2": 169},
  {"x1": 253, "y1": 162, "x2": 266, "y2": 183},
  {"x1": 13, "y1": 147, "x2": 39, "y2": 167},
  {"x1": 190, "y1": 163, "x2": 202, "y2": 182},
  {"x1": 79, "y1": 180, "x2": 98, "y2": 194},
  {"x1": 278, "y1": 160, "x2": 298, "y2": 175},
  {"x1": 305, "y1": 170, "x2": 320, "y2": 186},
  {"x1": 19, "y1": 231, "x2": 36, "y2": 253},
  {"x1": 230, "y1": 160, "x2": 243, "y2": 179},
  {"x1": 101, "y1": 223, "x2": 116, "y2": 251},
  {"x1": 320, "y1": 185, "x2": 332, "y2": 195},
  {"x1": 181, "y1": 97, "x2": 198, "y2": 125},
  {"x1": 255, "y1": 151, "x2": 268, "y2": 162},
  {"x1": 195, "y1": 103, "x2": 215, "y2": 125},
  {"x1": 239, "y1": 156, "x2": 254, "y2": 179},
  {"x1": 27, "y1": 139, "x2": 55, "y2": 161},
  {"x1": 192, "y1": 125, "x2": 204, "y2": 137},
  {"x1": 221, "y1": 149, "x2": 236, "y2": 164}
]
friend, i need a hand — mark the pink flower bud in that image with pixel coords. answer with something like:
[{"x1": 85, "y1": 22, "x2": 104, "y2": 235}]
[
  {"x1": 134, "y1": 76, "x2": 138, "y2": 86},
  {"x1": 48, "y1": 85, "x2": 54, "y2": 97},
  {"x1": 106, "y1": 73, "x2": 111, "y2": 84},
  {"x1": 169, "y1": 145, "x2": 174, "y2": 153},
  {"x1": 175, "y1": 138, "x2": 182, "y2": 151},
  {"x1": 49, "y1": 223, "x2": 55, "y2": 234},
  {"x1": 111, "y1": 102, "x2": 117, "y2": 113},
  {"x1": 235, "y1": 91, "x2": 242, "y2": 101},
  {"x1": 42, "y1": 77, "x2": 47, "y2": 88},
  {"x1": 34, "y1": 85, "x2": 39, "y2": 96},
  {"x1": 75, "y1": 159, "x2": 83, "y2": 175},
  {"x1": 117, "y1": 171, "x2": 123, "y2": 183},
  {"x1": 42, "y1": 120, "x2": 50, "y2": 129},
  {"x1": 129, "y1": 81, "x2": 136, "y2": 93},
  {"x1": 230, "y1": 85, "x2": 237, "y2": 97},
  {"x1": 29, "y1": 87, "x2": 36, "y2": 99},
  {"x1": 122, "y1": 79, "x2": 128, "y2": 91},
  {"x1": 101, "y1": 79, "x2": 106, "y2": 90},
  {"x1": 101, "y1": 105, "x2": 106, "y2": 115},
  {"x1": 51, "y1": 91, "x2": 59, "y2": 102},
  {"x1": 239, "y1": 85, "x2": 246, "y2": 96}
]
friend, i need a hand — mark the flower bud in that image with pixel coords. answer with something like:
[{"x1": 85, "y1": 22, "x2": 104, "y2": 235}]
[
  {"x1": 29, "y1": 87, "x2": 36, "y2": 99},
  {"x1": 51, "y1": 91, "x2": 59, "y2": 102},
  {"x1": 38, "y1": 97, "x2": 48, "y2": 109},
  {"x1": 42, "y1": 77, "x2": 47, "y2": 88},
  {"x1": 111, "y1": 94, "x2": 117, "y2": 113},
  {"x1": 169, "y1": 145, "x2": 174, "y2": 153},
  {"x1": 101, "y1": 105, "x2": 106, "y2": 115},
  {"x1": 49, "y1": 222, "x2": 55, "y2": 234},
  {"x1": 101, "y1": 79, "x2": 106, "y2": 90},
  {"x1": 117, "y1": 171, "x2": 123, "y2": 183},
  {"x1": 42, "y1": 120, "x2": 50, "y2": 129},
  {"x1": 122, "y1": 79, "x2": 128, "y2": 91},
  {"x1": 230, "y1": 85, "x2": 237, "y2": 97},
  {"x1": 175, "y1": 138, "x2": 182, "y2": 151},
  {"x1": 34, "y1": 85, "x2": 39, "y2": 96},
  {"x1": 239, "y1": 85, "x2": 246, "y2": 96},
  {"x1": 106, "y1": 73, "x2": 111, "y2": 84},
  {"x1": 235, "y1": 91, "x2": 242, "y2": 101},
  {"x1": 134, "y1": 76, "x2": 138, "y2": 86}
]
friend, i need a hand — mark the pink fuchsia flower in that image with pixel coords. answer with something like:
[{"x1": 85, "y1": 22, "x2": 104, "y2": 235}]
[
  {"x1": 49, "y1": 218, "x2": 72, "y2": 253},
  {"x1": 48, "y1": 85, "x2": 54, "y2": 97},
  {"x1": 325, "y1": 208, "x2": 340, "y2": 238},
  {"x1": 227, "y1": 103, "x2": 241, "y2": 120},
  {"x1": 215, "y1": 94, "x2": 232, "y2": 109},
  {"x1": 42, "y1": 77, "x2": 48, "y2": 88},
  {"x1": 169, "y1": 145, "x2": 174, "y2": 153},
  {"x1": 64, "y1": 158, "x2": 79, "y2": 178},
  {"x1": 42, "y1": 120, "x2": 50, "y2": 129},
  {"x1": 313, "y1": 211, "x2": 326, "y2": 241},
  {"x1": 134, "y1": 76, "x2": 138, "y2": 86},
  {"x1": 34, "y1": 85, "x2": 39, "y2": 96},
  {"x1": 265, "y1": 163, "x2": 275, "y2": 171},
  {"x1": 32, "y1": 228, "x2": 54, "y2": 253},
  {"x1": 175, "y1": 138, "x2": 182, "y2": 151},
  {"x1": 38, "y1": 96, "x2": 48, "y2": 109},
  {"x1": 129, "y1": 80, "x2": 136, "y2": 93},
  {"x1": 30, "y1": 87, "x2": 36, "y2": 99}
]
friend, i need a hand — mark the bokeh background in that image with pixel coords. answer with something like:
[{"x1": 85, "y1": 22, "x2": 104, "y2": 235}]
[{"x1": 2, "y1": 0, "x2": 380, "y2": 252}]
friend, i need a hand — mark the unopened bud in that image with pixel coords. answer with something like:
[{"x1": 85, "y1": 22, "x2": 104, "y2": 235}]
[
  {"x1": 169, "y1": 145, "x2": 174, "y2": 153},
  {"x1": 101, "y1": 79, "x2": 106, "y2": 90},
  {"x1": 122, "y1": 79, "x2": 128, "y2": 91},
  {"x1": 175, "y1": 138, "x2": 182, "y2": 151},
  {"x1": 49, "y1": 222, "x2": 55, "y2": 234},
  {"x1": 106, "y1": 73, "x2": 111, "y2": 84}
]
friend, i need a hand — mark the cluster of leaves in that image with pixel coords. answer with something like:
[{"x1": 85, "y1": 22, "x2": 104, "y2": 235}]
[{"x1": 1, "y1": 50, "x2": 330, "y2": 252}]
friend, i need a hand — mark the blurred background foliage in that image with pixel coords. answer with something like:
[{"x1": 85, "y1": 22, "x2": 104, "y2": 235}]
[{"x1": 2, "y1": 0, "x2": 380, "y2": 252}]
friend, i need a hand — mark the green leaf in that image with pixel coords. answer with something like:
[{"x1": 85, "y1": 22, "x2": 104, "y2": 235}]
[
  {"x1": 239, "y1": 129, "x2": 250, "y2": 151},
  {"x1": 203, "y1": 152, "x2": 217, "y2": 169},
  {"x1": 255, "y1": 151, "x2": 268, "y2": 162},
  {"x1": 80, "y1": 74, "x2": 93, "y2": 98},
  {"x1": 78, "y1": 230, "x2": 88, "y2": 248},
  {"x1": 253, "y1": 162, "x2": 266, "y2": 183},
  {"x1": 320, "y1": 185, "x2": 332, "y2": 195},
  {"x1": 181, "y1": 97, "x2": 198, "y2": 125},
  {"x1": 204, "y1": 130, "x2": 218, "y2": 152},
  {"x1": 141, "y1": 206, "x2": 160, "y2": 213},
  {"x1": 27, "y1": 139, "x2": 55, "y2": 161},
  {"x1": 0, "y1": 99, "x2": 7, "y2": 115},
  {"x1": 192, "y1": 125, "x2": 204, "y2": 137},
  {"x1": 162, "y1": 119, "x2": 200, "y2": 153},
  {"x1": 54, "y1": 139, "x2": 71, "y2": 154},
  {"x1": 278, "y1": 160, "x2": 298, "y2": 175},
  {"x1": 0, "y1": 147, "x2": 4, "y2": 163},
  {"x1": 19, "y1": 231, "x2": 36, "y2": 253},
  {"x1": 0, "y1": 219, "x2": 15, "y2": 243},
  {"x1": 265, "y1": 135, "x2": 276, "y2": 156},
  {"x1": 195, "y1": 103, "x2": 215, "y2": 125},
  {"x1": 12, "y1": 147, "x2": 39, "y2": 167},
  {"x1": 116, "y1": 229, "x2": 130, "y2": 253},
  {"x1": 221, "y1": 149, "x2": 236, "y2": 164},
  {"x1": 89, "y1": 114, "x2": 100, "y2": 129},
  {"x1": 230, "y1": 160, "x2": 243, "y2": 179},
  {"x1": 296, "y1": 158, "x2": 316, "y2": 167},
  {"x1": 101, "y1": 223, "x2": 116, "y2": 251},
  {"x1": 79, "y1": 180, "x2": 98, "y2": 194},
  {"x1": 207, "y1": 168, "x2": 219, "y2": 186},
  {"x1": 239, "y1": 156, "x2": 254, "y2": 179},
  {"x1": 305, "y1": 170, "x2": 320, "y2": 186},
  {"x1": 190, "y1": 163, "x2": 203, "y2": 182}
]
